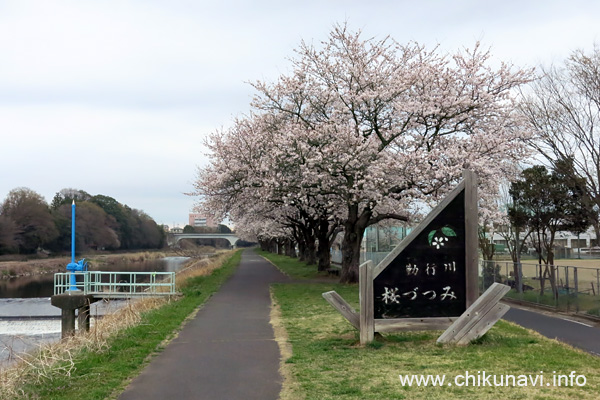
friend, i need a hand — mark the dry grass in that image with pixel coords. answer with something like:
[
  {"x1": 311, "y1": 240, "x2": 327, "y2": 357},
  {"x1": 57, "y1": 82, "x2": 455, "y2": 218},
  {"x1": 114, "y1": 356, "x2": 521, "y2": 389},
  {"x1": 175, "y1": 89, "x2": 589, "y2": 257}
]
[
  {"x1": 269, "y1": 288, "x2": 303, "y2": 400},
  {"x1": 175, "y1": 251, "x2": 233, "y2": 287},
  {"x1": 0, "y1": 251, "x2": 170, "y2": 279},
  {"x1": 0, "y1": 258, "x2": 69, "y2": 279},
  {"x1": 0, "y1": 297, "x2": 166, "y2": 399},
  {"x1": 0, "y1": 250, "x2": 235, "y2": 399},
  {"x1": 85, "y1": 251, "x2": 169, "y2": 267},
  {"x1": 552, "y1": 259, "x2": 600, "y2": 268}
]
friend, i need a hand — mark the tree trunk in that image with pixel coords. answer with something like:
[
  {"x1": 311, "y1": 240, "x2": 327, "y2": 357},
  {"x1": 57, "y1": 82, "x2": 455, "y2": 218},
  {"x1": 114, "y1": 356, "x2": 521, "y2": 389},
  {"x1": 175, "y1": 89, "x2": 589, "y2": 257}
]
[
  {"x1": 259, "y1": 240, "x2": 269, "y2": 252},
  {"x1": 340, "y1": 229, "x2": 361, "y2": 283},
  {"x1": 340, "y1": 204, "x2": 372, "y2": 283},
  {"x1": 303, "y1": 237, "x2": 317, "y2": 265},
  {"x1": 512, "y1": 262, "x2": 521, "y2": 290},
  {"x1": 535, "y1": 230, "x2": 547, "y2": 296},
  {"x1": 316, "y1": 241, "x2": 331, "y2": 271},
  {"x1": 297, "y1": 238, "x2": 306, "y2": 262},
  {"x1": 547, "y1": 249, "x2": 558, "y2": 300},
  {"x1": 316, "y1": 218, "x2": 331, "y2": 271},
  {"x1": 285, "y1": 239, "x2": 296, "y2": 258},
  {"x1": 300, "y1": 240, "x2": 317, "y2": 265},
  {"x1": 294, "y1": 226, "x2": 316, "y2": 264}
]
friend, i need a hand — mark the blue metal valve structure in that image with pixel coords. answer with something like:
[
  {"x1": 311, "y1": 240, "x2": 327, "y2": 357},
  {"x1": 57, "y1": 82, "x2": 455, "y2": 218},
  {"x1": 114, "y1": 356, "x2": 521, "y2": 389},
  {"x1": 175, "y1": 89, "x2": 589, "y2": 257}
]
[{"x1": 66, "y1": 200, "x2": 88, "y2": 291}]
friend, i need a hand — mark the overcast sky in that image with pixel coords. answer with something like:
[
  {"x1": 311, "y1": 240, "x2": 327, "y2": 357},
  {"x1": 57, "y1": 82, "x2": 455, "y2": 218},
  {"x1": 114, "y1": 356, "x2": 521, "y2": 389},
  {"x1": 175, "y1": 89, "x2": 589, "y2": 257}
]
[{"x1": 1, "y1": 0, "x2": 599, "y2": 228}]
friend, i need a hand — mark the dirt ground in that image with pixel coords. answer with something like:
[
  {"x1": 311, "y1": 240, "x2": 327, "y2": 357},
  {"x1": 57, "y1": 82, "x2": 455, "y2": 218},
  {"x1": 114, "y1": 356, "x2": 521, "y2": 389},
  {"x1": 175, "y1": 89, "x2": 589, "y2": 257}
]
[
  {"x1": 552, "y1": 258, "x2": 600, "y2": 268},
  {"x1": 499, "y1": 258, "x2": 600, "y2": 293}
]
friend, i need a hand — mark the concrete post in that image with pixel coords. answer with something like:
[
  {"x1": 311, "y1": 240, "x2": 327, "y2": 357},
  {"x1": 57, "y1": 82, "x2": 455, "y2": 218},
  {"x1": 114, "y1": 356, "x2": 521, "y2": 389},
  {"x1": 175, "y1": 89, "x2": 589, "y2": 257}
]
[
  {"x1": 51, "y1": 293, "x2": 98, "y2": 338},
  {"x1": 78, "y1": 302, "x2": 91, "y2": 333},
  {"x1": 61, "y1": 309, "x2": 76, "y2": 338}
]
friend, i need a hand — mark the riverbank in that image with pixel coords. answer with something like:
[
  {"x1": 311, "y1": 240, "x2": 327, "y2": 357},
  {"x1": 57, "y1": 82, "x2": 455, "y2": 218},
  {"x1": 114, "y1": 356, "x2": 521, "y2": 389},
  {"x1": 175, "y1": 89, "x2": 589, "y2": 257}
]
[
  {"x1": 0, "y1": 250, "x2": 241, "y2": 399},
  {"x1": 0, "y1": 251, "x2": 173, "y2": 280}
]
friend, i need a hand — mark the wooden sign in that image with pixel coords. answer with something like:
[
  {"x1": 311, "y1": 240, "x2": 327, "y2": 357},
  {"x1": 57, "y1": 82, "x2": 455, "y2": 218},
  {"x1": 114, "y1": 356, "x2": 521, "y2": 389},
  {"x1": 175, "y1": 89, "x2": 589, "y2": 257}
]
[
  {"x1": 324, "y1": 170, "x2": 482, "y2": 344},
  {"x1": 373, "y1": 189, "x2": 467, "y2": 319},
  {"x1": 437, "y1": 282, "x2": 510, "y2": 345}
]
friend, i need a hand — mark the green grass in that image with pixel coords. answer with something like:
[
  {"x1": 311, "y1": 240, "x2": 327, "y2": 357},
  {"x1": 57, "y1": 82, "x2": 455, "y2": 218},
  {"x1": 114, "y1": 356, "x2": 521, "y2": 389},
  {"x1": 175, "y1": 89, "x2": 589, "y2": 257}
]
[
  {"x1": 257, "y1": 249, "x2": 335, "y2": 280},
  {"x1": 272, "y1": 283, "x2": 600, "y2": 399},
  {"x1": 14, "y1": 250, "x2": 242, "y2": 400}
]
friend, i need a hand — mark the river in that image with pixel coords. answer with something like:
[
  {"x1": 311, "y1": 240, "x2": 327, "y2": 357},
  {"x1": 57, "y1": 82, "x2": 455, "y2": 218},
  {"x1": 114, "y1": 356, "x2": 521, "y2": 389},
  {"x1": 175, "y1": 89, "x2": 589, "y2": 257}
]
[{"x1": 0, "y1": 256, "x2": 189, "y2": 368}]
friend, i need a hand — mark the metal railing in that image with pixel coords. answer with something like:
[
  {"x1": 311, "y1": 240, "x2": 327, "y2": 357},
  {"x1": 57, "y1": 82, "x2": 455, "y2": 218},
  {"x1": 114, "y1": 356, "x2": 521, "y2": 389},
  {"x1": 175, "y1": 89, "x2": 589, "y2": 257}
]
[
  {"x1": 481, "y1": 260, "x2": 600, "y2": 315},
  {"x1": 54, "y1": 271, "x2": 177, "y2": 298}
]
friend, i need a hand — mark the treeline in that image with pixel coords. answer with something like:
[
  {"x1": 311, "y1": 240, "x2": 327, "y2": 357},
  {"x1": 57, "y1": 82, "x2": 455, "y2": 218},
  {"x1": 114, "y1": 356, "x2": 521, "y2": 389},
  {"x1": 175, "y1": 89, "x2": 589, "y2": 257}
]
[{"x1": 0, "y1": 187, "x2": 165, "y2": 255}]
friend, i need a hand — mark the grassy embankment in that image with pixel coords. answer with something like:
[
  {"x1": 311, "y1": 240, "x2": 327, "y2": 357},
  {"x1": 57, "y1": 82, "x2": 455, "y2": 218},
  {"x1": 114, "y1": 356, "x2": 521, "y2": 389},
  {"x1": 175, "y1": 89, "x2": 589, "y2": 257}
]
[
  {"x1": 265, "y1": 252, "x2": 600, "y2": 400},
  {"x1": 0, "y1": 250, "x2": 242, "y2": 400}
]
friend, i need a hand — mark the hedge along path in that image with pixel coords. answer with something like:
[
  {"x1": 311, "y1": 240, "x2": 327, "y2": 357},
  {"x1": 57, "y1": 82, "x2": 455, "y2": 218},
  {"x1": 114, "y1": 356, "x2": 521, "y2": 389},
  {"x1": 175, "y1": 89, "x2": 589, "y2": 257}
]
[{"x1": 1, "y1": 250, "x2": 242, "y2": 400}]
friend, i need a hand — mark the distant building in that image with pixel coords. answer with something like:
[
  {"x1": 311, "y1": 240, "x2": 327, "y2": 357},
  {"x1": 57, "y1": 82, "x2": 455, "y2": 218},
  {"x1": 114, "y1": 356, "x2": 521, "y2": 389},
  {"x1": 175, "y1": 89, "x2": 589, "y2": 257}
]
[
  {"x1": 170, "y1": 226, "x2": 184, "y2": 234},
  {"x1": 189, "y1": 213, "x2": 218, "y2": 228},
  {"x1": 491, "y1": 227, "x2": 597, "y2": 258}
]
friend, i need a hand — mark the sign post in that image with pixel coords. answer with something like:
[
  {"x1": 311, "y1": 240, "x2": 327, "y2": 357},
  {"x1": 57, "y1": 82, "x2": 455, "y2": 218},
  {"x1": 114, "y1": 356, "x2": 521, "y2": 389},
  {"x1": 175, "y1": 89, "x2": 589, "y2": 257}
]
[{"x1": 323, "y1": 170, "x2": 509, "y2": 345}]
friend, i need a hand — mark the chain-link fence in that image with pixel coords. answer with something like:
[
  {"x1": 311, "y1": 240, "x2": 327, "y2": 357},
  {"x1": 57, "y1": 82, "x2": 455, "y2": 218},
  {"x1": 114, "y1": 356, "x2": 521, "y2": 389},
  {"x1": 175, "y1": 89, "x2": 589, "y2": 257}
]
[
  {"x1": 331, "y1": 250, "x2": 600, "y2": 316},
  {"x1": 481, "y1": 260, "x2": 600, "y2": 316}
]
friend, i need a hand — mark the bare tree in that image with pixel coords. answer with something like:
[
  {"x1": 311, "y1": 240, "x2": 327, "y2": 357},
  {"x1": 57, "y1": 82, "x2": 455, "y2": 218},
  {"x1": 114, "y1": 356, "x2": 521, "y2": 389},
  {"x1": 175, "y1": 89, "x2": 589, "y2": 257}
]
[
  {"x1": 0, "y1": 215, "x2": 18, "y2": 253},
  {"x1": 521, "y1": 45, "x2": 600, "y2": 241},
  {"x1": 1, "y1": 187, "x2": 58, "y2": 254}
]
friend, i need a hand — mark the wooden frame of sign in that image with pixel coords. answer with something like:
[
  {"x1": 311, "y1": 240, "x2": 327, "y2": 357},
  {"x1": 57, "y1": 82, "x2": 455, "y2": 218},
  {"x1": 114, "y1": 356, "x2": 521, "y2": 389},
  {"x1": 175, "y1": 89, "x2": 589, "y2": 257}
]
[{"x1": 323, "y1": 170, "x2": 479, "y2": 344}]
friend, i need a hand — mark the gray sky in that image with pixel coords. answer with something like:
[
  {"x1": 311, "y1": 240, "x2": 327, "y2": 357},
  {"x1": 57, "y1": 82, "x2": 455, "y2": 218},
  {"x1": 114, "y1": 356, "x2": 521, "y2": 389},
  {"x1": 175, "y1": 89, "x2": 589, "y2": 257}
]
[{"x1": 1, "y1": 0, "x2": 599, "y2": 228}]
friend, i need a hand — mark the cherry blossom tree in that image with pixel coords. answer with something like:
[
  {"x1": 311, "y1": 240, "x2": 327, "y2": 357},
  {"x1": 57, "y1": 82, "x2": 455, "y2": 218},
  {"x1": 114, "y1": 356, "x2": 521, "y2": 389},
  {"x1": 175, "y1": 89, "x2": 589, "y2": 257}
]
[
  {"x1": 249, "y1": 25, "x2": 532, "y2": 282},
  {"x1": 192, "y1": 24, "x2": 532, "y2": 283},
  {"x1": 191, "y1": 114, "x2": 336, "y2": 267}
]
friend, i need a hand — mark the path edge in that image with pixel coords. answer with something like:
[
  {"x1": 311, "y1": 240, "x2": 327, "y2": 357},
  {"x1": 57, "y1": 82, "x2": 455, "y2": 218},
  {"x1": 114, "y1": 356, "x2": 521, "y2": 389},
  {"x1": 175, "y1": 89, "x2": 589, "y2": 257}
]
[{"x1": 269, "y1": 286, "x2": 303, "y2": 400}]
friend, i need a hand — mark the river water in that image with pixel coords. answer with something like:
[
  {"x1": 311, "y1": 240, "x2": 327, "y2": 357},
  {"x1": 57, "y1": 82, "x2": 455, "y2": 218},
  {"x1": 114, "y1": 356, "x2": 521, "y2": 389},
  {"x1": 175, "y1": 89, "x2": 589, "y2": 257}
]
[{"x1": 0, "y1": 257, "x2": 189, "y2": 368}]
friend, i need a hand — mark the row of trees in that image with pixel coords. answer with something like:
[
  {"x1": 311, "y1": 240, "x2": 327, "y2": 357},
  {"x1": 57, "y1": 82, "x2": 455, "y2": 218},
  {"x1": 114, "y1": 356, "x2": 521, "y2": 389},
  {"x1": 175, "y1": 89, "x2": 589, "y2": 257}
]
[
  {"x1": 0, "y1": 187, "x2": 165, "y2": 255},
  {"x1": 480, "y1": 46, "x2": 600, "y2": 298},
  {"x1": 192, "y1": 24, "x2": 534, "y2": 283},
  {"x1": 193, "y1": 26, "x2": 600, "y2": 284}
]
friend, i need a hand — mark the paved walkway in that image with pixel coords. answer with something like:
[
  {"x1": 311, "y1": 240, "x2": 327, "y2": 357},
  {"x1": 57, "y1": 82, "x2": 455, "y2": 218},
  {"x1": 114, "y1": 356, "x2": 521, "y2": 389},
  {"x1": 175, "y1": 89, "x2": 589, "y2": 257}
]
[
  {"x1": 504, "y1": 306, "x2": 600, "y2": 357},
  {"x1": 118, "y1": 249, "x2": 290, "y2": 400}
]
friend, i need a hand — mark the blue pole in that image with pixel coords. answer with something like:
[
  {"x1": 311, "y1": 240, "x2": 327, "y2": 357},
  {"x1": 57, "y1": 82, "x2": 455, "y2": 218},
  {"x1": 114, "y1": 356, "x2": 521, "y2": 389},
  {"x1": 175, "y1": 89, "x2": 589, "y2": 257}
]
[
  {"x1": 68, "y1": 200, "x2": 77, "y2": 290},
  {"x1": 71, "y1": 200, "x2": 75, "y2": 265}
]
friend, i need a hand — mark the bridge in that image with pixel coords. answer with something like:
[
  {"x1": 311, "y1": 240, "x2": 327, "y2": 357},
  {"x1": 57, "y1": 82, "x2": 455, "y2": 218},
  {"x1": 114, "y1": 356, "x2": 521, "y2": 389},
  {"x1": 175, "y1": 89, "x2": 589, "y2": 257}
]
[{"x1": 167, "y1": 233, "x2": 241, "y2": 247}]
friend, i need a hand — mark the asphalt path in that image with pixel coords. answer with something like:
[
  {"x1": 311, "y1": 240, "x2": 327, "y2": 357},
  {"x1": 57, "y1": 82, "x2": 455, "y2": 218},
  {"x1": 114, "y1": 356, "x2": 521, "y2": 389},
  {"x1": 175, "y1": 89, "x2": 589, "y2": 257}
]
[
  {"x1": 116, "y1": 249, "x2": 600, "y2": 400},
  {"x1": 503, "y1": 306, "x2": 600, "y2": 357},
  {"x1": 118, "y1": 249, "x2": 290, "y2": 400}
]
